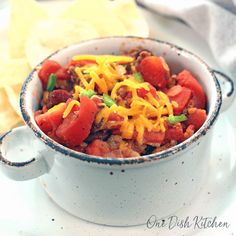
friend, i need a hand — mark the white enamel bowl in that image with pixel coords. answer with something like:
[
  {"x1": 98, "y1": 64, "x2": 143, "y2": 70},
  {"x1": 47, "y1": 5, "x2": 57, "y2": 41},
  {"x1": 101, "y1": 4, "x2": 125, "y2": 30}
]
[{"x1": 0, "y1": 37, "x2": 234, "y2": 226}]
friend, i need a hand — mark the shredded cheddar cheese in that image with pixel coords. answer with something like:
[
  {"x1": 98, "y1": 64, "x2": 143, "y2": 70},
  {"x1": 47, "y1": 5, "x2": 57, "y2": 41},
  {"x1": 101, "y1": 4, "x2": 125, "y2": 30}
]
[
  {"x1": 94, "y1": 78, "x2": 174, "y2": 144},
  {"x1": 89, "y1": 71, "x2": 108, "y2": 94},
  {"x1": 72, "y1": 55, "x2": 133, "y2": 64},
  {"x1": 63, "y1": 100, "x2": 80, "y2": 118},
  {"x1": 48, "y1": 103, "x2": 66, "y2": 113},
  {"x1": 74, "y1": 55, "x2": 127, "y2": 93},
  {"x1": 73, "y1": 85, "x2": 82, "y2": 99},
  {"x1": 71, "y1": 55, "x2": 175, "y2": 144},
  {"x1": 172, "y1": 101, "x2": 179, "y2": 108},
  {"x1": 74, "y1": 67, "x2": 89, "y2": 88},
  {"x1": 95, "y1": 106, "x2": 111, "y2": 128}
]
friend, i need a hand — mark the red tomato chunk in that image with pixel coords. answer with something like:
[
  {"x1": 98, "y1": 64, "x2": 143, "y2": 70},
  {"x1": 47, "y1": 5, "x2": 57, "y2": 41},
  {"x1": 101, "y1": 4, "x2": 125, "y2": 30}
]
[
  {"x1": 187, "y1": 108, "x2": 207, "y2": 130},
  {"x1": 56, "y1": 96, "x2": 98, "y2": 147},
  {"x1": 86, "y1": 139, "x2": 110, "y2": 156},
  {"x1": 35, "y1": 103, "x2": 66, "y2": 133},
  {"x1": 177, "y1": 70, "x2": 206, "y2": 109},
  {"x1": 138, "y1": 56, "x2": 170, "y2": 89},
  {"x1": 167, "y1": 85, "x2": 192, "y2": 115},
  {"x1": 38, "y1": 60, "x2": 62, "y2": 88}
]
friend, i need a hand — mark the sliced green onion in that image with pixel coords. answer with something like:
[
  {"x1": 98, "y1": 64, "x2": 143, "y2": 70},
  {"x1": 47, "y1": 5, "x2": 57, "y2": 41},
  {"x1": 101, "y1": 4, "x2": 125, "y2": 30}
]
[
  {"x1": 47, "y1": 73, "x2": 57, "y2": 91},
  {"x1": 134, "y1": 72, "x2": 144, "y2": 82},
  {"x1": 103, "y1": 94, "x2": 116, "y2": 107},
  {"x1": 80, "y1": 89, "x2": 96, "y2": 98},
  {"x1": 167, "y1": 114, "x2": 187, "y2": 125}
]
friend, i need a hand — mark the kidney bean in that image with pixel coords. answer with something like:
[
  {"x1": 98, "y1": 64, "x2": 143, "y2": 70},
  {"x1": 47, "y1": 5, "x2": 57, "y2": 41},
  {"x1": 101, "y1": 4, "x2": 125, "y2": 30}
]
[{"x1": 46, "y1": 89, "x2": 72, "y2": 109}]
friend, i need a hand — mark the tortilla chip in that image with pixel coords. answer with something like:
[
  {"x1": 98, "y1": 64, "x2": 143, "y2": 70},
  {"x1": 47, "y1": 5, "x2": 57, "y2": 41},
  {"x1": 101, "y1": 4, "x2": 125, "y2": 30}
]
[
  {"x1": 60, "y1": 0, "x2": 126, "y2": 36},
  {"x1": 25, "y1": 19, "x2": 99, "y2": 68},
  {"x1": 5, "y1": 83, "x2": 22, "y2": 116},
  {"x1": 0, "y1": 88, "x2": 23, "y2": 134},
  {"x1": 109, "y1": 0, "x2": 149, "y2": 37},
  {"x1": 0, "y1": 58, "x2": 31, "y2": 87},
  {"x1": 0, "y1": 37, "x2": 9, "y2": 61},
  {"x1": 8, "y1": 0, "x2": 48, "y2": 58}
]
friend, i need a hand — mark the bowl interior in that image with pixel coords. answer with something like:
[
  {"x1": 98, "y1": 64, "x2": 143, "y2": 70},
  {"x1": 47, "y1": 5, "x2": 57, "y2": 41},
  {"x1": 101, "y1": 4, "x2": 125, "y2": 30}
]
[{"x1": 20, "y1": 37, "x2": 221, "y2": 164}]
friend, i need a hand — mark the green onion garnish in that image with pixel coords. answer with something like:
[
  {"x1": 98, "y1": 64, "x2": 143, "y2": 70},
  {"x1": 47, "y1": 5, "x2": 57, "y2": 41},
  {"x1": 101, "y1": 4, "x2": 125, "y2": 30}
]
[
  {"x1": 134, "y1": 72, "x2": 144, "y2": 82},
  {"x1": 47, "y1": 73, "x2": 57, "y2": 91},
  {"x1": 103, "y1": 94, "x2": 116, "y2": 107},
  {"x1": 80, "y1": 89, "x2": 96, "y2": 98},
  {"x1": 167, "y1": 114, "x2": 187, "y2": 125}
]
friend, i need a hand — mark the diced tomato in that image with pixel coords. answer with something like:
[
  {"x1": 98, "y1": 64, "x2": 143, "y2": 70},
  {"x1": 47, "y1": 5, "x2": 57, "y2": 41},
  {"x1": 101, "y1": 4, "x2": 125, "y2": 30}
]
[
  {"x1": 34, "y1": 110, "x2": 43, "y2": 117},
  {"x1": 47, "y1": 130, "x2": 65, "y2": 144},
  {"x1": 138, "y1": 56, "x2": 170, "y2": 88},
  {"x1": 55, "y1": 67, "x2": 70, "y2": 80},
  {"x1": 186, "y1": 109, "x2": 207, "y2": 130},
  {"x1": 148, "y1": 84, "x2": 158, "y2": 97},
  {"x1": 143, "y1": 130, "x2": 165, "y2": 144},
  {"x1": 125, "y1": 91, "x2": 132, "y2": 99},
  {"x1": 176, "y1": 70, "x2": 206, "y2": 109},
  {"x1": 68, "y1": 103, "x2": 80, "y2": 113},
  {"x1": 42, "y1": 105, "x2": 48, "y2": 113},
  {"x1": 56, "y1": 96, "x2": 98, "y2": 147},
  {"x1": 166, "y1": 85, "x2": 183, "y2": 97},
  {"x1": 107, "y1": 112, "x2": 123, "y2": 130},
  {"x1": 183, "y1": 125, "x2": 195, "y2": 140},
  {"x1": 168, "y1": 86, "x2": 192, "y2": 115},
  {"x1": 65, "y1": 98, "x2": 80, "y2": 113},
  {"x1": 35, "y1": 103, "x2": 67, "y2": 134},
  {"x1": 108, "y1": 112, "x2": 124, "y2": 122},
  {"x1": 65, "y1": 98, "x2": 73, "y2": 105},
  {"x1": 38, "y1": 60, "x2": 62, "y2": 88},
  {"x1": 165, "y1": 123, "x2": 184, "y2": 142},
  {"x1": 68, "y1": 60, "x2": 96, "y2": 67},
  {"x1": 112, "y1": 129, "x2": 122, "y2": 135},
  {"x1": 137, "y1": 85, "x2": 157, "y2": 99},
  {"x1": 86, "y1": 139, "x2": 110, "y2": 157},
  {"x1": 137, "y1": 87, "x2": 148, "y2": 98},
  {"x1": 91, "y1": 96, "x2": 103, "y2": 106}
]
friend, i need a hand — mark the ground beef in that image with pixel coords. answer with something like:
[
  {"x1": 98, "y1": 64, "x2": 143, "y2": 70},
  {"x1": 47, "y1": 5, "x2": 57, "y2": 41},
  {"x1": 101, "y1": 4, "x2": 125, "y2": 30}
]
[
  {"x1": 85, "y1": 130, "x2": 112, "y2": 143},
  {"x1": 105, "y1": 135, "x2": 140, "y2": 158},
  {"x1": 115, "y1": 86, "x2": 132, "y2": 107},
  {"x1": 106, "y1": 135, "x2": 123, "y2": 150},
  {"x1": 46, "y1": 89, "x2": 72, "y2": 109},
  {"x1": 135, "y1": 50, "x2": 153, "y2": 65}
]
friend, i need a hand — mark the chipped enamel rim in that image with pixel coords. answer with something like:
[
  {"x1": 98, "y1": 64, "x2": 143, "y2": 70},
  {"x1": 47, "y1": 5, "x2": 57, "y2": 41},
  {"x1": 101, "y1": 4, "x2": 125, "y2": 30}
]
[{"x1": 20, "y1": 36, "x2": 222, "y2": 165}]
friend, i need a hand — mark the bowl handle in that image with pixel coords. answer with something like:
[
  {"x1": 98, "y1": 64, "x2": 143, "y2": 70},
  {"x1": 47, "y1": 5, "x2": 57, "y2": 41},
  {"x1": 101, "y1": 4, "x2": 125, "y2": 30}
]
[
  {"x1": 212, "y1": 70, "x2": 235, "y2": 112},
  {"x1": 0, "y1": 126, "x2": 48, "y2": 181}
]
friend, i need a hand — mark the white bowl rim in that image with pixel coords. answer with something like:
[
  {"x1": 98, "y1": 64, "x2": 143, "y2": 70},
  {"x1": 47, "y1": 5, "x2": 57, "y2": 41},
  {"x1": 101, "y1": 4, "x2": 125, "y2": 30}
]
[{"x1": 20, "y1": 36, "x2": 222, "y2": 166}]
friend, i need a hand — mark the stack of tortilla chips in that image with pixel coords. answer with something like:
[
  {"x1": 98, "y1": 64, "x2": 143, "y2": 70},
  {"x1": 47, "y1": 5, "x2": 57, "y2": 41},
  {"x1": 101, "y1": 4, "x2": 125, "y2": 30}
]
[{"x1": 0, "y1": 0, "x2": 149, "y2": 134}]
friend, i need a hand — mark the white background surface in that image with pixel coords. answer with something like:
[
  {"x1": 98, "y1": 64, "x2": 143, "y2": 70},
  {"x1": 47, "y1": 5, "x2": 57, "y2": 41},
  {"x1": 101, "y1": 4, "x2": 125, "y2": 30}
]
[{"x1": 0, "y1": 3, "x2": 236, "y2": 236}]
